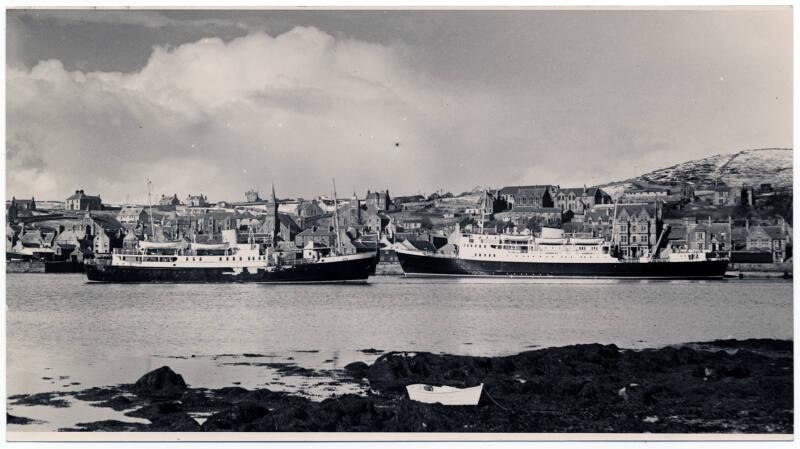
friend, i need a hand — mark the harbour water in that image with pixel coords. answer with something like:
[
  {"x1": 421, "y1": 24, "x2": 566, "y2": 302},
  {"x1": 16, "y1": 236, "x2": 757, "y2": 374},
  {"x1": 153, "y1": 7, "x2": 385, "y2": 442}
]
[{"x1": 6, "y1": 273, "x2": 793, "y2": 431}]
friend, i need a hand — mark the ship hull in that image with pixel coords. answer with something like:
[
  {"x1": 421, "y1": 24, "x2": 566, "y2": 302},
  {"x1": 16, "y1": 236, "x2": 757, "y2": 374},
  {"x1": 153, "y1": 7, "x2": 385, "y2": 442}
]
[
  {"x1": 85, "y1": 254, "x2": 378, "y2": 284},
  {"x1": 396, "y1": 251, "x2": 729, "y2": 279}
]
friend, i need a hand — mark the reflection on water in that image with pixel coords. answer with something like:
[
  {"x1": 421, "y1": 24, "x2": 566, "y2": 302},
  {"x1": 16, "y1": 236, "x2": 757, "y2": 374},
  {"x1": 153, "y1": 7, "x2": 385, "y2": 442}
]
[{"x1": 6, "y1": 273, "x2": 792, "y2": 430}]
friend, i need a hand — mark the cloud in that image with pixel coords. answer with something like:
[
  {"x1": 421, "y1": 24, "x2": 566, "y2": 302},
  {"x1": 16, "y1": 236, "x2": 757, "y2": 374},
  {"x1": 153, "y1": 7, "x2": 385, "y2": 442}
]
[
  {"x1": 7, "y1": 26, "x2": 479, "y2": 203},
  {"x1": 7, "y1": 12, "x2": 792, "y2": 203}
]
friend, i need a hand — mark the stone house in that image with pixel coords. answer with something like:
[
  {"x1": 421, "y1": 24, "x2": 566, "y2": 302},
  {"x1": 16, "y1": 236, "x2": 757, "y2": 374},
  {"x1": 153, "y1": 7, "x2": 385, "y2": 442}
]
[
  {"x1": 297, "y1": 200, "x2": 326, "y2": 221},
  {"x1": 581, "y1": 204, "x2": 616, "y2": 240},
  {"x1": 88, "y1": 213, "x2": 126, "y2": 254},
  {"x1": 494, "y1": 207, "x2": 562, "y2": 229},
  {"x1": 245, "y1": 190, "x2": 261, "y2": 202},
  {"x1": 7, "y1": 197, "x2": 37, "y2": 222},
  {"x1": 683, "y1": 217, "x2": 732, "y2": 252},
  {"x1": 185, "y1": 194, "x2": 208, "y2": 207},
  {"x1": 257, "y1": 213, "x2": 302, "y2": 244},
  {"x1": 612, "y1": 203, "x2": 662, "y2": 258},
  {"x1": 712, "y1": 184, "x2": 741, "y2": 206},
  {"x1": 622, "y1": 187, "x2": 671, "y2": 204},
  {"x1": 363, "y1": 207, "x2": 391, "y2": 234},
  {"x1": 365, "y1": 190, "x2": 392, "y2": 211},
  {"x1": 117, "y1": 206, "x2": 149, "y2": 229},
  {"x1": 66, "y1": 190, "x2": 102, "y2": 211},
  {"x1": 295, "y1": 226, "x2": 337, "y2": 249},
  {"x1": 497, "y1": 185, "x2": 556, "y2": 210},
  {"x1": 159, "y1": 194, "x2": 182, "y2": 207},
  {"x1": 554, "y1": 186, "x2": 612, "y2": 214},
  {"x1": 746, "y1": 224, "x2": 788, "y2": 262}
]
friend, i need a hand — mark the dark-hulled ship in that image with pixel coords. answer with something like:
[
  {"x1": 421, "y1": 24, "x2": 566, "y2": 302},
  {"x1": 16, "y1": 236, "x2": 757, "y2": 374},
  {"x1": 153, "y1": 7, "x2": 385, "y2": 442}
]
[
  {"x1": 85, "y1": 180, "x2": 377, "y2": 283},
  {"x1": 85, "y1": 237, "x2": 378, "y2": 283},
  {"x1": 396, "y1": 226, "x2": 729, "y2": 279}
]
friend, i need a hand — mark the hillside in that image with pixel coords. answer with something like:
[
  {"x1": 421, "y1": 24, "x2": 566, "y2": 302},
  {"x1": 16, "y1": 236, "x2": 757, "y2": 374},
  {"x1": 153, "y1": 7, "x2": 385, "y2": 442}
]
[{"x1": 601, "y1": 148, "x2": 792, "y2": 194}]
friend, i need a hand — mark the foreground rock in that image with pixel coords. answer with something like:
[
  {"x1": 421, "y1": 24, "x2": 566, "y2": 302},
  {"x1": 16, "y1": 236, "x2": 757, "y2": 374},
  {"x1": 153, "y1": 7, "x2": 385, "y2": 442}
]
[
  {"x1": 56, "y1": 339, "x2": 791, "y2": 433},
  {"x1": 132, "y1": 366, "x2": 187, "y2": 399}
]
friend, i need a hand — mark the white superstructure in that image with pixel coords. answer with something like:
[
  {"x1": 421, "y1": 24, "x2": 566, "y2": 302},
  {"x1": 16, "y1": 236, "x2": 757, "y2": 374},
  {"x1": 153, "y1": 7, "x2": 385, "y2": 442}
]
[{"x1": 400, "y1": 227, "x2": 711, "y2": 264}]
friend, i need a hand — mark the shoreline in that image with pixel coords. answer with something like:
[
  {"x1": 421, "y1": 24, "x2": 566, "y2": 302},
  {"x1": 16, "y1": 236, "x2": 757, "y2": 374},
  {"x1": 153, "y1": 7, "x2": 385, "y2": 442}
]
[{"x1": 7, "y1": 338, "x2": 792, "y2": 434}]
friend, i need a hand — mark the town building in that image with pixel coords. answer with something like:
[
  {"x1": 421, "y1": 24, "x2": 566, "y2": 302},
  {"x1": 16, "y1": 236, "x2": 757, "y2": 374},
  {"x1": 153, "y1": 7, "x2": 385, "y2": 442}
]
[
  {"x1": 494, "y1": 207, "x2": 562, "y2": 229},
  {"x1": 117, "y1": 206, "x2": 149, "y2": 229},
  {"x1": 295, "y1": 226, "x2": 337, "y2": 249},
  {"x1": 66, "y1": 190, "x2": 102, "y2": 211},
  {"x1": 497, "y1": 185, "x2": 556, "y2": 209},
  {"x1": 612, "y1": 202, "x2": 663, "y2": 258},
  {"x1": 7, "y1": 197, "x2": 37, "y2": 222},
  {"x1": 245, "y1": 190, "x2": 261, "y2": 202},
  {"x1": 185, "y1": 194, "x2": 209, "y2": 207},
  {"x1": 712, "y1": 184, "x2": 741, "y2": 206},
  {"x1": 581, "y1": 204, "x2": 616, "y2": 240},
  {"x1": 682, "y1": 217, "x2": 732, "y2": 252},
  {"x1": 159, "y1": 194, "x2": 181, "y2": 207},
  {"x1": 365, "y1": 190, "x2": 392, "y2": 211},
  {"x1": 364, "y1": 207, "x2": 391, "y2": 234},
  {"x1": 297, "y1": 200, "x2": 326, "y2": 221},
  {"x1": 88, "y1": 213, "x2": 126, "y2": 254},
  {"x1": 621, "y1": 187, "x2": 672, "y2": 204},
  {"x1": 257, "y1": 213, "x2": 302, "y2": 244},
  {"x1": 746, "y1": 223, "x2": 789, "y2": 262},
  {"x1": 335, "y1": 196, "x2": 362, "y2": 228},
  {"x1": 554, "y1": 186, "x2": 612, "y2": 214}
]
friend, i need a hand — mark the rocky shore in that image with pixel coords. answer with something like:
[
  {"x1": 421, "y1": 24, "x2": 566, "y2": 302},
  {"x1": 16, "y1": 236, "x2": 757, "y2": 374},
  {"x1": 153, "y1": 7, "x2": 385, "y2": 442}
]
[{"x1": 8, "y1": 339, "x2": 792, "y2": 433}]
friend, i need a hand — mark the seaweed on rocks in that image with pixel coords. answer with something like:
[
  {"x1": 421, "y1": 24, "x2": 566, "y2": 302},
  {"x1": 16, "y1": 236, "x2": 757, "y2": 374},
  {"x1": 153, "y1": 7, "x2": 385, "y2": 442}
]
[
  {"x1": 49, "y1": 339, "x2": 793, "y2": 433},
  {"x1": 7, "y1": 413, "x2": 40, "y2": 425},
  {"x1": 9, "y1": 392, "x2": 70, "y2": 408}
]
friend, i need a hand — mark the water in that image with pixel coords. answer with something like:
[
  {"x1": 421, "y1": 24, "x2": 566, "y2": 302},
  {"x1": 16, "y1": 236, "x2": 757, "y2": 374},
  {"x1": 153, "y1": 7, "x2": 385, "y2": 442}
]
[{"x1": 6, "y1": 273, "x2": 793, "y2": 431}]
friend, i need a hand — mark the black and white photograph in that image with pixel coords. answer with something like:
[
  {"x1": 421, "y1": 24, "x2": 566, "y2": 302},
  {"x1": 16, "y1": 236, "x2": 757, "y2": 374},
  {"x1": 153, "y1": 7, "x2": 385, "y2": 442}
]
[{"x1": 4, "y1": 5, "x2": 794, "y2": 442}]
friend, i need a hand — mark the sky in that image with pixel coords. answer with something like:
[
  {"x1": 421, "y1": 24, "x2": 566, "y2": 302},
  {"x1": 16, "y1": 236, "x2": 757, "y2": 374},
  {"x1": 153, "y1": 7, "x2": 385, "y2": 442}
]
[{"x1": 6, "y1": 8, "x2": 792, "y2": 203}]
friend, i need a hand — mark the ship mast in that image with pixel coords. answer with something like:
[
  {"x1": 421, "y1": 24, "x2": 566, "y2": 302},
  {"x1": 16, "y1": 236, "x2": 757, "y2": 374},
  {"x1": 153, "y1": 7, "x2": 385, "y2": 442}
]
[
  {"x1": 649, "y1": 224, "x2": 670, "y2": 261},
  {"x1": 479, "y1": 188, "x2": 486, "y2": 235},
  {"x1": 332, "y1": 178, "x2": 344, "y2": 256},
  {"x1": 270, "y1": 183, "x2": 278, "y2": 251},
  {"x1": 146, "y1": 178, "x2": 155, "y2": 241},
  {"x1": 610, "y1": 198, "x2": 618, "y2": 249}
]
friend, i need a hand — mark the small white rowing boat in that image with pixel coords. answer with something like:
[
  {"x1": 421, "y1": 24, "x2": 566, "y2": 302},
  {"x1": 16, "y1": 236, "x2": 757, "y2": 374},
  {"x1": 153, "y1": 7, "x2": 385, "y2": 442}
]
[{"x1": 405, "y1": 383, "x2": 483, "y2": 406}]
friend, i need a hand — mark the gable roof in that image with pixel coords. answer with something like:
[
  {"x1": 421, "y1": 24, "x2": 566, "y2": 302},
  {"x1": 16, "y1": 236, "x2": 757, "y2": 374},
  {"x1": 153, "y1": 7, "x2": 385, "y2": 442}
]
[
  {"x1": 66, "y1": 191, "x2": 101, "y2": 201},
  {"x1": 118, "y1": 206, "x2": 145, "y2": 216},
  {"x1": 748, "y1": 225, "x2": 785, "y2": 241},
  {"x1": 89, "y1": 213, "x2": 125, "y2": 231},
  {"x1": 277, "y1": 213, "x2": 302, "y2": 232},
  {"x1": 500, "y1": 206, "x2": 561, "y2": 214},
  {"x1": 498, "y1": 185, "x2": 554, "y2": 196}
]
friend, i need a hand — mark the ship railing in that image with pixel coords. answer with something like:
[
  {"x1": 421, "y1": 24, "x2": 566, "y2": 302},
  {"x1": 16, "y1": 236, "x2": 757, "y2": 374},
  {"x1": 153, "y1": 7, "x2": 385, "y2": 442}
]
[{"x1": 113, "y1": 248, "x2": 242, "y2": 257}]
